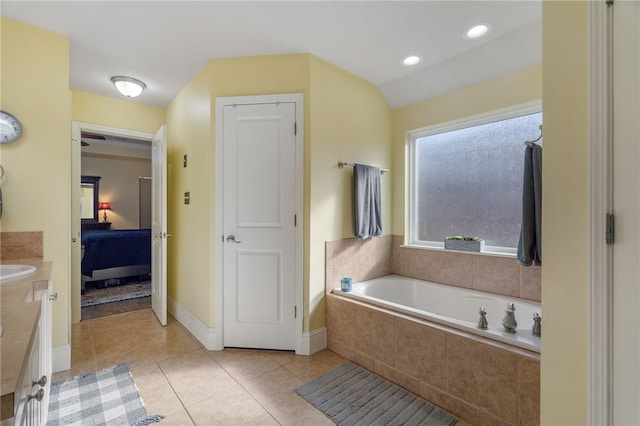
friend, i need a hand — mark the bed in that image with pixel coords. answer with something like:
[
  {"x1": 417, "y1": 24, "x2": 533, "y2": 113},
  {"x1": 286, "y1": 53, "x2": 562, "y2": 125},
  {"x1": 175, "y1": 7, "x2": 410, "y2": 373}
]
[{"x1": 81, "y1": 229, "x2": 152, "y2": 291}]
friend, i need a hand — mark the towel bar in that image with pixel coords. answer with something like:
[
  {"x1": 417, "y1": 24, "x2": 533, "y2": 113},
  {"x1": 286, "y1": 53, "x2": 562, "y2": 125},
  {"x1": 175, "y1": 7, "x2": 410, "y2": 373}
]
[{"x1": 338, "y1": 161, "x2": 388, "y2": 174}]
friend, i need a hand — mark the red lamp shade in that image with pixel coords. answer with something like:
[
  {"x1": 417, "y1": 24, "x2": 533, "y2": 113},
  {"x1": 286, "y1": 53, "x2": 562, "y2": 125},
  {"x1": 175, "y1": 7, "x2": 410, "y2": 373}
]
[{"x1": 98, "y1": 202, "x2": 112, "y2": 223}]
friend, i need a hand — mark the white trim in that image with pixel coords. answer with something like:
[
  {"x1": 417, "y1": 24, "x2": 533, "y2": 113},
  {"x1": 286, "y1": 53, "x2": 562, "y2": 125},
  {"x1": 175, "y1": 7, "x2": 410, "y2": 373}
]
[
  {"x1": 168, "y1": 296, "x2": 220, "y2": 350},
  {"x1": 589, "y1": 1, "x2": 613, "y2": 425},
  {"x1": 301, "y1": 327, "x2": 327, "y2": 356},
  {"x1": 52, "y1": 344, "x2": 71, "y2": 373},
  {"x1": 214, "y1": 93, "x2": 304, "y2": 354}
]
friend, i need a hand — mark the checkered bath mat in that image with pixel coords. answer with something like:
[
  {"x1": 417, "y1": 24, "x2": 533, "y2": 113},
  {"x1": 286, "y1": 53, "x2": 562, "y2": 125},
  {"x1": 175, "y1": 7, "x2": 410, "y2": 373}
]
[{"x1": 47, "y1": 362, "x2": 164, "y2": 426}]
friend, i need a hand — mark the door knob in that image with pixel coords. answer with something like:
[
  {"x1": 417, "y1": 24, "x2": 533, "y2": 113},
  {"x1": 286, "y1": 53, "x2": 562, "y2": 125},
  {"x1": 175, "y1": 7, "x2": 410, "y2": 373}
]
[{"x1": 226, "y1": 235, "x2": 242, "y2": 244}]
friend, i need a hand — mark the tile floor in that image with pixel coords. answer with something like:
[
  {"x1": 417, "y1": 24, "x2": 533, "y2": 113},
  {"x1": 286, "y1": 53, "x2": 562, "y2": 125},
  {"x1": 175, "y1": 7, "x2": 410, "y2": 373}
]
[{"x1": 53, "y1": 308, "x2": 345, "y2": 425}]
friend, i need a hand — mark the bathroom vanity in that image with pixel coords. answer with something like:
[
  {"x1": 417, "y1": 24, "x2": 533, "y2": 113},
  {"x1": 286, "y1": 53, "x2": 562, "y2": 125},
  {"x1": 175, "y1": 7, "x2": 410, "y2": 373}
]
[{"x1": 0, "y1": 260, "x2": 53, "y2": 426}]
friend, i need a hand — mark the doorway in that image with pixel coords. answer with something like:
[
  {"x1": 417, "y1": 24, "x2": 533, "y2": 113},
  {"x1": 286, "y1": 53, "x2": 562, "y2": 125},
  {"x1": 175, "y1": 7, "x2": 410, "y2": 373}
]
[
  {"x1": 71, "y1": 122, "x2": 166, "y2": 324},
  {"x1": 215, "y1": 94, "x2": 304, "y2": 352}
]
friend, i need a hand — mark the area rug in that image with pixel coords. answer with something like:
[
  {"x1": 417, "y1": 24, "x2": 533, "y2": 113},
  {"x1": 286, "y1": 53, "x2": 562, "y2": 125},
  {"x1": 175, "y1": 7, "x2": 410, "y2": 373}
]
[
  {"x1": 295, "y1": 362, "x2": 457, "y2": 426},
  {"x1": 47, "y1": 362, "x2": 164, "y2": 426},
  {"x1": 81, "y1": 281, "x2": 151, "y2": 308}
]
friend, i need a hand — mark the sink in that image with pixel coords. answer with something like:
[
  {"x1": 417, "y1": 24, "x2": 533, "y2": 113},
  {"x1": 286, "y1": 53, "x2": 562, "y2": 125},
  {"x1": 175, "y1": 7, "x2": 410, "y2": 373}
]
[{"x1": 0, "y1": 264, "x2": 36, "y2": 281}]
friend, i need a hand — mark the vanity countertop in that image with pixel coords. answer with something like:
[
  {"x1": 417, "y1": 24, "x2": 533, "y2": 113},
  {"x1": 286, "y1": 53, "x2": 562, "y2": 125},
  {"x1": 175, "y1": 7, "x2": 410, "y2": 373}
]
[{"x1": 0, "y1": 258, "x2": 52, "y2": 399}]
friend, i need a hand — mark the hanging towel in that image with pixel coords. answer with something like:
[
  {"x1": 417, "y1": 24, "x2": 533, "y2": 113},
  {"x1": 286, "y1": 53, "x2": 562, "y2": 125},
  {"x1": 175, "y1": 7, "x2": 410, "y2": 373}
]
[
  {"x1": 517, "y1": 144, "x2": 542, "y2": 266},
  {"x1": 353, "y1": 163, "x2": 382, "y2": 239}
]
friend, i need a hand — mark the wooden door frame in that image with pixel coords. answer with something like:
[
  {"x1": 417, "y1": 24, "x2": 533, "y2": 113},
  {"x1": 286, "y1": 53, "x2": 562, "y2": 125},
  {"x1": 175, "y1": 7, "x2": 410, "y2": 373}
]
[{"x1": 214, "y1": 93, "x2": 304, "y2": 354}]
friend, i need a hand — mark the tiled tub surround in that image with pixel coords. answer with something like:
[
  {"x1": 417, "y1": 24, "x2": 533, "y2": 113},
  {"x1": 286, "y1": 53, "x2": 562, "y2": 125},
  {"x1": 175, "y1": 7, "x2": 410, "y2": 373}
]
[
  {"x1": 324, "y1": 236, "x2": 541, "y2": 425},
  {"x1": 339, "y1": 275, "x2": 541, "y2": 353},
  {"x1": 326, "y1": 294, "x2": 540, "y2": 425},
  {"x1": 325, "y1": 235, "x2": 541, "y2": 302}
]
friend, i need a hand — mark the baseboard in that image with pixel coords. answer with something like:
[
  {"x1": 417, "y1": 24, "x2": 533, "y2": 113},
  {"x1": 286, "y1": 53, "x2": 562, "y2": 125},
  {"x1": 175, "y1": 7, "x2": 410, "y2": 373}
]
[
  {"x1": 167, "y1": 296, "x2": 220, "y2": 351},
  {"x1": 301, "y1": 327, "x2": 327, "y2": 355},
  {"x1": 52, "y1": 344, "x2": 71, "y2": 373}
]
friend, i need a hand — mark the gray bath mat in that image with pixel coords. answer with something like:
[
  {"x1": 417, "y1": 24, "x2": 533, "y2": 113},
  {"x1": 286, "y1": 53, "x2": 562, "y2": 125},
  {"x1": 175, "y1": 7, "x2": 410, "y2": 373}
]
[{"x1": 295, "y1": 362, "x2": 458, "y2": 426}]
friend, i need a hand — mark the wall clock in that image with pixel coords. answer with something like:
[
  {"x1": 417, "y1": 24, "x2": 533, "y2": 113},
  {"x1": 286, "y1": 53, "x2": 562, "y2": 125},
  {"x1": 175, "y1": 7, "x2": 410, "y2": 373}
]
[{"x1": 0, "y1": 110, "x2": 23, "y2": 143}]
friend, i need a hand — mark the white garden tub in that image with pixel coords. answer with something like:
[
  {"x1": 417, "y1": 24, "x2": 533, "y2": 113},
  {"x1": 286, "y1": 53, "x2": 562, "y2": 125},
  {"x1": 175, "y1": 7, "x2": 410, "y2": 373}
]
[{"x1": 335, "y1": 274, "x2": 541, "y2": 353}]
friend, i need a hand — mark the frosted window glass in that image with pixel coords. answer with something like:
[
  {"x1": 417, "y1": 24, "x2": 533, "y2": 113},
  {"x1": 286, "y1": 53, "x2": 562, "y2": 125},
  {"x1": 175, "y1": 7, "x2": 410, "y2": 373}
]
[{"x1": 415, "y1": 112, "x2": 542, "y2": 249}]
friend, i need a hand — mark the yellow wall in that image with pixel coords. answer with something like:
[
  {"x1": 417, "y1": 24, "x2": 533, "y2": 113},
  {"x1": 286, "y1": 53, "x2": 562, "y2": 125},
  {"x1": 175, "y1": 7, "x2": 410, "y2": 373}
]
[
  {"x1": 541, "y1": 2, "x2": 589, "y2": 423},
  {"x1": 0, "y1": 18, "x2": 71, "y2": 347},
  {"x1": 165, "y1": 54, "x2": 392, "y2": 332},
  {"x1": 308, "y1": 56, "x2": 392, "y2": 330},
  {"x1": 391, "y1": 64, "x2": 542, "y2": 235},
  {"x1": 72, "y1": 90, "x2": 165, "y2": 133},
  {"x1": 165, "y1": 64, "x2": 215, "y2": 326}
]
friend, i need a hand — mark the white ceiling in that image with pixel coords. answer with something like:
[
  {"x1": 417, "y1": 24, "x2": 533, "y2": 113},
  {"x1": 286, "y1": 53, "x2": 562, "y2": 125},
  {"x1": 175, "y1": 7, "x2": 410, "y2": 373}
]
[{"x1": 2, "y1": 1, "x2": 542, "y2": 110}]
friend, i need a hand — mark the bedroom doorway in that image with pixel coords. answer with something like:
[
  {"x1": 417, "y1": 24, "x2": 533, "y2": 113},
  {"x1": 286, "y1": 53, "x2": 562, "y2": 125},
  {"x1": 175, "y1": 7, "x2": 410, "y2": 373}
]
[{"x1": 71, "y1": 122, "x2": 167, "y2": 324}]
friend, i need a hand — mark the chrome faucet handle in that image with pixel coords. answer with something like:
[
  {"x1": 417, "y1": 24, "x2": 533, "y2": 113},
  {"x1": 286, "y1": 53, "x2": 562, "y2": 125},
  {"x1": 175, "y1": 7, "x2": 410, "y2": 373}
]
[
  {"x1": 502, "y1": 302, "x2": 518, "y2": 333},
  {"x1": 532, "y1": 313, "x2": 542, "y2": 337},
  {"x1": 477, "y1": 307, "x2": 489, "y2": 330}
]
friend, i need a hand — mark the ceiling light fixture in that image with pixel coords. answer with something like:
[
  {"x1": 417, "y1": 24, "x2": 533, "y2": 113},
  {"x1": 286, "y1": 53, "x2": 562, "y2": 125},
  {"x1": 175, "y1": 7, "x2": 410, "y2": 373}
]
[
  {"x1": 465, "y1": 24, "x2": 490, "y2": 39},
  {"x1": 402, "y1": 55, "x2": 422, "y2": 66},
  {"x1": 111, "y1": 76, "x2": 146, "y2": 98}
]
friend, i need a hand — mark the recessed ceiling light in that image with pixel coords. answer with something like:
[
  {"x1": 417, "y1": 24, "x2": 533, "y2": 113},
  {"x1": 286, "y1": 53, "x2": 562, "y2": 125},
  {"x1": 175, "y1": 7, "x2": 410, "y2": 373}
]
[
  {"x1": 403, "y1": 55, "x2": 422, "y2": 66},
  {"x1": 465, "y1": 24, "x2": 490, "y2": 39}
]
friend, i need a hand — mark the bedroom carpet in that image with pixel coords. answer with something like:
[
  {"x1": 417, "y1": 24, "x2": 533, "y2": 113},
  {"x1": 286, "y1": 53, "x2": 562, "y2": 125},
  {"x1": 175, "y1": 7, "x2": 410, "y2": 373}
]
[
  {"x1": 81, "y1": 281, "x2": 151, "y2": 320},
  {"x1": 295, "y1": 362, "x2": 458, "y2": 426}
]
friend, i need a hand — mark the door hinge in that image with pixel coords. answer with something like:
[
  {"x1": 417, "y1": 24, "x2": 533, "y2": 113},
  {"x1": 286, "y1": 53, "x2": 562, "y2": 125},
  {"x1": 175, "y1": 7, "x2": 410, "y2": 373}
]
[
  {"x1": 294, "y1": 214, "x2": 297, "y2": 227},
  {"x1": 606, "y1": 0, "x2": 614, "y2": 6},
  {"x1": 606, "y1": 213, "x2": 615, "y2": 245},
  {"x1": 294, "y1": 306, "x2": 297, "y2": 319},
  {"x1": 294, "y1": 122, "x2": 297, "y2": 135}
]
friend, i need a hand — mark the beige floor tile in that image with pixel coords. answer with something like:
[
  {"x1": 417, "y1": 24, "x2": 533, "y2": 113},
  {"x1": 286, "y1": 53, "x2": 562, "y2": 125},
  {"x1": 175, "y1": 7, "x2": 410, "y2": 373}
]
[
  {"x1": 283, "y1": 349, "x2": 346, "y2": 381},
  {"x1": 158, "y1": 348, "x2": 221, "y2": 382},
  {"x1": 64, "y1": 309, "x2": 350, "y2": 426},
  {"x1": 187, "y1": 384, "x2": 269, "y2": 425},
  {"x1": 129, "y1": 357, "x2": 169, "y2": 392},
  {"x1": 240, "y1": 412, "x2": 279, "y2": 425},
  {"x1": 241, "y1": 367, "x2": 304, "y2": 410},
  {"x1": 149, "y1": 333, "x2": 202, "y2": 362},
  {"x1": 138, "y1": 381, "x2": 185, "y2": 419},
  {"x1": 266, "y1": 394, "x2": 335, "y2": 426},
  {"x1": 264, "y1": 350, "x2": 297, "y2": 366},
  {"x1": 217, "y1": 351, "x2": 281, "y2": 383},
  {"x1": 158, "y1": 407, "x2": 196, "y2": 426},
  {"x1": 170, "y1": 365, "x2": 238, "y2": 406}
]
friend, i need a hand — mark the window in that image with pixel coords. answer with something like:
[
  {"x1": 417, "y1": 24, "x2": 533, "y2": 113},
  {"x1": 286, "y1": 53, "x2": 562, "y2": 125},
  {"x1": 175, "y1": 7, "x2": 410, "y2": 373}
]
[{"x1": 408, "y1": 103, "x2": 542, "y2": 254}]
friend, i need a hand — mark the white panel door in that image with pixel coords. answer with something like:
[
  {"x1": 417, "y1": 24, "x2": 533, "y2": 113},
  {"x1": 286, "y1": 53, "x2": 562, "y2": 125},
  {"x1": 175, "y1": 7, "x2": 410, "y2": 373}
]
[
  {"x1": 223, "y1": 102, "x2": 297, "y2": 350},
  {"x1": 613, "y1": 1, "x2": 640, "y2": 423},
  {"x1": 151, "y1": 125, "x2": 168, "y2": 326}
]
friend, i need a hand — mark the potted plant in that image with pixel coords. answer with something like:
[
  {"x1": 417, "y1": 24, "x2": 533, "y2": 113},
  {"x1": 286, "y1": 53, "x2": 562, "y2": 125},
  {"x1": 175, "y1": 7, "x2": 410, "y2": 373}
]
[{"x1": 444, "y1": 235, "x2": 484, "y2": 252}]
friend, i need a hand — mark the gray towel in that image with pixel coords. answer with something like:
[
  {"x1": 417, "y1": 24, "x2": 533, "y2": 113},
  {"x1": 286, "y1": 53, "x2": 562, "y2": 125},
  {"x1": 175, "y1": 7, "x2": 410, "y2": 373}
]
[
  {"x1": 517, "y1": 143, "x2": 542, "y2": 266},
  {"x1": 353, "y1": 163, "x2": 382, "y2": 239}
]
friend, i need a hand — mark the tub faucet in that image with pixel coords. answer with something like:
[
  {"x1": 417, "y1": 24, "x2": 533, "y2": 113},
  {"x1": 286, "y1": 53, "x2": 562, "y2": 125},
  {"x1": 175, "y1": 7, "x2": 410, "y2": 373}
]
[
  {"x1": 477, "y1": 307, "x2": 488, "y2": 330},
  {"x1": 502, "y1": 303, "x2": 518, "y2": 333},
  {"x1": 532, "y1": 313, "x2": 541, "y2": 337}
]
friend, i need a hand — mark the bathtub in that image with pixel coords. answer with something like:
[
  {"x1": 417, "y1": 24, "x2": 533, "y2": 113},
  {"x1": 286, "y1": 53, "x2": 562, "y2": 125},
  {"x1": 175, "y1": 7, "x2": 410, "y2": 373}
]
[{"x1": 334, "y1": 274, "x2": 541, "y2": 353}]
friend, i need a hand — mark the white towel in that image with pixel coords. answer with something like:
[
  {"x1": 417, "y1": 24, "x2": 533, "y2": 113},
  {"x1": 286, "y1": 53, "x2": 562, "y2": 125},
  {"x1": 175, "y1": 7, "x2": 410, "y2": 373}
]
[{"x1": 353, "y1": 163, "x2": 382, "y2": 239}]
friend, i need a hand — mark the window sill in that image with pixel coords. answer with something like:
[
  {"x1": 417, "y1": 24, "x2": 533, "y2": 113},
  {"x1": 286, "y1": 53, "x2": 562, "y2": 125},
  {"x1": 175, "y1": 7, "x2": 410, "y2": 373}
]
[{"x1": 400, "y1": 244, "x2": 517, "y2": 259}]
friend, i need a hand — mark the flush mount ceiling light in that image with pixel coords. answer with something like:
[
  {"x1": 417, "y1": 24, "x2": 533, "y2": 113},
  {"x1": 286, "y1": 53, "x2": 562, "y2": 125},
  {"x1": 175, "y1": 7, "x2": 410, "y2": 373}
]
[
  {"x1": 464, "y1": 24, "x2": 490, "y2": 39},
  {"x1": 111, "y1": 76, "x2": 146, "y2": 98},
  {"x1": 402, "y1": 55, "x2": 422, "y2": 66}
]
